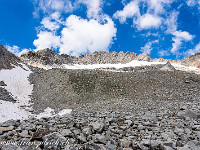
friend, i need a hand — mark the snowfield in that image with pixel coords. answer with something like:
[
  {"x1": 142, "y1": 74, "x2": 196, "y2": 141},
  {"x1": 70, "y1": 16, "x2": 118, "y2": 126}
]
[
  {"x1": 0, "y1": 64, "x2": 71, "y2": 123},
  {"x1": 62, "y1": 60, "x2": 200, "y2": 74}
]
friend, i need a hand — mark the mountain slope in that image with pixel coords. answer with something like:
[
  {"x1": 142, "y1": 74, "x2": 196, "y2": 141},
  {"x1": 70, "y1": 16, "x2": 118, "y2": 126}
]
[{"x1": 0, "y1": 45, "x2": 20, "y2": 70}]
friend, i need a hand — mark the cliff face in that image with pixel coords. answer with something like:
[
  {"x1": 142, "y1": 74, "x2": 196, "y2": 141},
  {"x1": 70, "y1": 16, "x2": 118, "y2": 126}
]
[{"x1": 0, "y1": 45, "x2": 20, "y2": 70}]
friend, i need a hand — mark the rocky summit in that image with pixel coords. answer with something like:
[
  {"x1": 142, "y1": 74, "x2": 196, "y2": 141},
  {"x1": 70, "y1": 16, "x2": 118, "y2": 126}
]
[{"x1": 0, "y1": 46, "x2": 200, "y2": 150}]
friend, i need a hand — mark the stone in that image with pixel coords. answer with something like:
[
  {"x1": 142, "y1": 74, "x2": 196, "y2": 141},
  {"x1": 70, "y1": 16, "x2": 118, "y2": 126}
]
[
  {"x1": 93, "y1": 134, "x2": 107, "y2": 144},
  {"x1": 0, "y1": 144, "x2": 23, "y2": 150},
  {"x1": 0, "y1": 126, "x2": 14, "y2": 132},
  {"x1": 82, "y1": 127, "x2": 92, "y2": 135},
  {"x1": 77, "y1": 133, "x2": 86, "y2": 143},
  {"x1": 1, "y1": 120, "x2": 18, "y2": 127},
  {"x1": 0, "y1": 81, "x2": 7, "y2": 86},
  {"x1": 90, "y1": 122, "x2": 104, "y2": 133},
  {"x1": 42, "y1": 132, "x2": 67, "y2": 150},
  {"x1": 119, "y1": 139, "x2": 132, "y2": 148},
  {"x1": 142, "y1": 111, "x2": 157, "y2": 121},
  {"x1": 61, "y1": 129, "x2": 73, "y2": 137},
  {"x1": 19, "y1": 130, "x2": 30, "y2": 138},
  {"x1": 160, "y1": 62, "x2": 176, "y2": 71},
  {"x1": 160, "y1": 145, "x2": 173, "y2": 150},
  {"x1": 177, "y1": 110, "x2": 199, "y2": 119}
]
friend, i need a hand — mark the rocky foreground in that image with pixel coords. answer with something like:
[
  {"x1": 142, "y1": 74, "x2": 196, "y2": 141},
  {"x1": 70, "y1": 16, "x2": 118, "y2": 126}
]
[{"x1": 0, "y1": 103, "x2": 199, "y2": 150}]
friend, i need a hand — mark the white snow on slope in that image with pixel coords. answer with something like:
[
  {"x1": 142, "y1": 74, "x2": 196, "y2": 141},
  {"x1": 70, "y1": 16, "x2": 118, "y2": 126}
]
[
  {"x1": 63, "y1": 60, "x2": 165, "y2": 69},
  {"x1": 62, "y1": 60, "x2": 200, "y2": 74},
  {"x1": 0, "y1": 64, "x2": 71, "y2": 123}
]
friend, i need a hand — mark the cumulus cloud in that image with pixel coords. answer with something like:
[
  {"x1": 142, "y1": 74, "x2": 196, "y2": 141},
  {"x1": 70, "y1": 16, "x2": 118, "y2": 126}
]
[
  {"x1": 6, "y1": 45, "x2": 31, "y2": 56},
  {"x1": 33, "y1": 31, "x2": 61, "y2": 50},
  {"x1": 79, "y1": 0, "x2": 102, "y2": 19},
  {"x1": 59, "y1": 15, "x2": 117, "y2": 56},
  {"x1": 113, "y1": 0, "x2": 171, "y2": 30},
  {"x1": 33, "y1": 15, "x2": 117, "y2": 56},
  {"x1": 113, "y1": 1, "x2": 140, "y2": 23},
  {"x1": 136, "y1": 14, "x2": 162, "y2": 30},
  {"x1": 140, "y1": 40, "x2": 158, "y2": 54}
]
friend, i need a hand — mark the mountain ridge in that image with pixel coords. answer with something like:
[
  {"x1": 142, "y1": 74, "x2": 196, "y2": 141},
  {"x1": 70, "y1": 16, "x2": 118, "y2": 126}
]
[{"x1": 19, "y1": 47, "x2": 200, "y2": 68}]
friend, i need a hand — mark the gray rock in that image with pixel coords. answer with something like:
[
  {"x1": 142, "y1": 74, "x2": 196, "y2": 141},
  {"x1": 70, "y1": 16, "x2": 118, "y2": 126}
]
[
  {"x1": 160, "y1": 62, "x2": 176, "y2": 71},
  {"x1": 93, "y1": 134, "x2": 107, "y2": 144},
  {"x1": 61, "y1": 129, "x2": 73, "y2": 137},
  {"x1": 160, "y1": 145, "x2": 173, "y2": 150},
  {"x1": 0, "y1": 144, "x2": 23, "y2": 150},
  {"x1": 77, "y1": 133, "x2": 86, "y2": 143},
  {"x1": 19, "y1": 130, "x2": 30, "y2": 138},
  {"x1": 82, "y1": 127, "x2": 92, "y2": 135},
  {"x1": 0, "y1": 126, "x2": 14, "y2": 132},
  {"x1": 119, "y1": 139, "x2": 132, "y2": 148},
  {"x1": 1, "y1": 120, "x2": 18, "y2": 127},
  {"x1": 90, "y1": 122, "x2": 104, "y2": 133},
  {"x1": 142, "y1": 111, "x2": 157, "y2": 121},
  {"x1": 42, "y1": 132, "x2": 67, "y2": 150},
  {"x1": 0, "y1": 81, "x2": 7, "y2": 86},
  {"x1": 177, "y1": 110, "x2": 199, "y2": 119}
]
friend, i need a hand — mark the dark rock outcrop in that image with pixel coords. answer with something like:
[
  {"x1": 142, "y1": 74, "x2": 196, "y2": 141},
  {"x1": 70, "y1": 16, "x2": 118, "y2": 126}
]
[
  {"x1": 0, "y1": 45, "x2": 20, "y2": 70},
  {"x1": 20, "y1": 48, "x2": 76, "y2": 65}
]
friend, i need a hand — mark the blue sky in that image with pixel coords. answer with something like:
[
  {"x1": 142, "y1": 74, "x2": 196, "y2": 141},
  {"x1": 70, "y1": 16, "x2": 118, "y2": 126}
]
[{"x1": 0, "y1": 0, "x2": 200, "y2": 59}]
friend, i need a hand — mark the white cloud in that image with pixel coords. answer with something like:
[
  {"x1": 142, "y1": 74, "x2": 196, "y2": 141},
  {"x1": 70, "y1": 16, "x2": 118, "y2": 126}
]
[
  {"x1": 158, "y1": 50, "x2": 170, "y2": 57},
  {"x1": 6, "y1": 45, "x2": 31, "y2": 56},
  {"x1": 147, "y1": 0, "x2": 174, "y2": 14},
  {"x1": 33, "y1": 31, "x2": 61, "y2": 50},
  {"x1": 40, "y1": 12, "x2": 63, "y2": 31},
  {"x1": 186, "y1": 0, "x2": 197, "y2": 7},
  {"x1": 165, "y1": 11, "x2": 179, "y2": 34},
  {"x1": 185, "y1": 42, "x2": 200, "y2": 56},
  {"x1": 171, "y1": 31, "x2": 194, "y2": 55},
  {"x1": 33, "y1": 0, "x2": 103, "y2": 19},
  {"x1": 113, "y1": 1, "x2": 140, "y2": 23},
  {"x1": 33, "y1": 15, "x2": 117, "y2": 56},
  {"x1": 173, "y1": 31, "x2": 194, "y2": 41},
  {"x1": 186, "y1": 0, "x2": 200, "y2": 9},
  {"x1": 59, "y1": 15, "x2": 117, "y2": 56},
  {"x1": 33, "y1": 0, "x2": 74, "y2": 17},
  {"x1": 140, "y1": 40, "x2": 158, "y2": 54},
  {"x1": 136, "y1": 14, "x2": 162, "y2": 30},
  {"x1": 164, "y1": 11, "x2": 195, "y2": 56},
  {"x1": 79, "y1": 0, "x2": 102, "y2": 19},
  {"x1": 171, "y1": 38, "x2": 182, "y2": 54}
]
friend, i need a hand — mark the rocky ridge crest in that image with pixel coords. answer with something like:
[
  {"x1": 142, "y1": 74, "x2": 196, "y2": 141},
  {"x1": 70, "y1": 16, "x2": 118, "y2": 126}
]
[{"x1": 20, "y1": 48, "x2": 200, "y2": 69}]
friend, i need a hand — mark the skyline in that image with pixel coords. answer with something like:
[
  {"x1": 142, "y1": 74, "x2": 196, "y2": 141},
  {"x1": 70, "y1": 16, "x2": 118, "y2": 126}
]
[{"x1": 0, "y1": 0, "x2": 200, "y2": 59}]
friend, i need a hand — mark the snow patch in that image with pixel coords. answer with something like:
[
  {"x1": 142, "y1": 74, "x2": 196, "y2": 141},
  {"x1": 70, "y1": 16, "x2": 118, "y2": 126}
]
[
  {"x1": 62, "y1": 60, "x2": 200, "y2": 74},
  {"x1": 0, "y1": 64, "x2": 71, "y2": 123}
]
